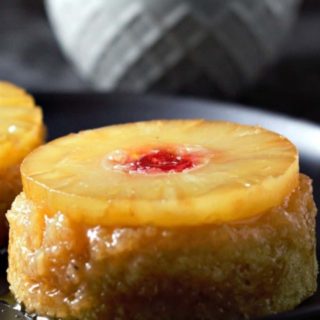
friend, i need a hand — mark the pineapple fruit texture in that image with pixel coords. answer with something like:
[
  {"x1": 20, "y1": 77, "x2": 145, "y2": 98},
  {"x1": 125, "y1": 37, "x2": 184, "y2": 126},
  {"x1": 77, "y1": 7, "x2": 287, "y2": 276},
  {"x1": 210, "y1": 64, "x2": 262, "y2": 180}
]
[
  {"x1": 7, "y1": 120, "x2": 317, "y2": 319},
  {"x1": 0, "y1": 81, "x2": 44, "y2": 245}
]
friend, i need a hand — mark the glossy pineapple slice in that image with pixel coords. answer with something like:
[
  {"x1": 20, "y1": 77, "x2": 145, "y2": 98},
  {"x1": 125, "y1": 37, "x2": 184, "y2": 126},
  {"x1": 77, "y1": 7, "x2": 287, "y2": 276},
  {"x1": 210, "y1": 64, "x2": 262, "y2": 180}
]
[
  {"x1": 0, "y1": 82, "x2": 43, "y2": 168},
  {"x1": 0, "y1": 81, "x2": 27, "y2": 96},
  {"x1": 0, "y1": 95, "x2": 34, "y2": 108},
  {"x1": 0, "y1": 81, "x2": 35, "y2": 107},
  {"x1": 21, "y1": 120, "x2": 298, "y2": 227},
  {"x1": 0, "y1": 106, "x2": 43, "y2": 169}
]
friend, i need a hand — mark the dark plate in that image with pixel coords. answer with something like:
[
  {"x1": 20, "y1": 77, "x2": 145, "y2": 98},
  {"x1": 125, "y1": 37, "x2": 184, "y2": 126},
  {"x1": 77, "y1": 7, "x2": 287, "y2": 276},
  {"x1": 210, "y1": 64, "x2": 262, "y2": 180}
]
[{"x1": 1, "y1": 93, "x2": 319, "y2": 320}]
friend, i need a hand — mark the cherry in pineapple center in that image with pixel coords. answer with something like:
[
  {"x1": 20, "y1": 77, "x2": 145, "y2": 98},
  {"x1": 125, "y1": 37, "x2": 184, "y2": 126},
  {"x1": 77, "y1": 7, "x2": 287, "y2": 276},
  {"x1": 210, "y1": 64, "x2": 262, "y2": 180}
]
[{"x1": 105, "y1": 145, "x2": 209, "y2": 174}]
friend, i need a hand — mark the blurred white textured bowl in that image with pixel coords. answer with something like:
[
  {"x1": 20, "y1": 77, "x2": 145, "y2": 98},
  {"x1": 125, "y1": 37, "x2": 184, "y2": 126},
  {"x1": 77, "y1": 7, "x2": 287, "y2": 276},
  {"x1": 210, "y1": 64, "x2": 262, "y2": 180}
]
[{"x1": 45, "y1": 0, "x2": 301, "y2": 95}]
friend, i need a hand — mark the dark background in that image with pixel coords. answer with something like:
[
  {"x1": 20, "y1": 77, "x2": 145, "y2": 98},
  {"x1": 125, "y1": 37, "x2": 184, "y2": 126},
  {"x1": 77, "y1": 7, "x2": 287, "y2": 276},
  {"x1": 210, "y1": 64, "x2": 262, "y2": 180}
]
[{"x1": 0, "y1": 0, "x2": 320, "y2": 124}]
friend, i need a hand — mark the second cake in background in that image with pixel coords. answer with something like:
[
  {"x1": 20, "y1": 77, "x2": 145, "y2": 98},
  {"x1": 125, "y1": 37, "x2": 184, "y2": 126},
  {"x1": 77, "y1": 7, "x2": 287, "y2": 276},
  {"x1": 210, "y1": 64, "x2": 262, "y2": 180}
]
[{"x1": 0, "y1": 81, "x2": 45, "y2": 245}]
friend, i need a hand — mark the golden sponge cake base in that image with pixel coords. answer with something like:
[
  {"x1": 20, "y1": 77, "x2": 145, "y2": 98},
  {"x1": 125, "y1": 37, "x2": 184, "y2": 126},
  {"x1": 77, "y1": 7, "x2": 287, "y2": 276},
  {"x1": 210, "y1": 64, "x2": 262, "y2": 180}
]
[{"x1": 7, "y1": 175, "x2": 317, "y2": 319}]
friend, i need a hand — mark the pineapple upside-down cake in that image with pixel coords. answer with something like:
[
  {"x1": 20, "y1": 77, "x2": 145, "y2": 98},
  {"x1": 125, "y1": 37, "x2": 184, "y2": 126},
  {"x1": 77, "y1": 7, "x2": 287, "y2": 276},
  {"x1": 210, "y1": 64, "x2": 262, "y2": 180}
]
[
  {"x1": 7, "y1": 120, "x2": 317, "y2": 320},
  {"x1": 0, "y1": 81, "x2": 44, "y2": 245}
]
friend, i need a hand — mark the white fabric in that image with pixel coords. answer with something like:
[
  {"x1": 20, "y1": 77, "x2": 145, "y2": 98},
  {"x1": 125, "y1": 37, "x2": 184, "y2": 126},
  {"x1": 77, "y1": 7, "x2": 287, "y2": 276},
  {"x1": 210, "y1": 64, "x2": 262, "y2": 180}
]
[{"x1": 46, "y1": 0, "x2": 301, "y2": 94}]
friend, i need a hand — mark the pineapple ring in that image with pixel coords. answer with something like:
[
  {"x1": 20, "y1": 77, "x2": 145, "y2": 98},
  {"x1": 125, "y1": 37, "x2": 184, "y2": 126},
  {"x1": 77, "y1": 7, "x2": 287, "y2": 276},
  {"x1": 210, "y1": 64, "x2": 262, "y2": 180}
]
[
  {"x1": 0, "y1": 106, "x2": 44, "y2": 171},
  {"x1": 0, "y1": 81, "x2": 43, "y2": 171},
  {"x1": 21, "y1": 120, "x2": 299, "y2": 227},
  {"x1": 0, "y1": 95, "x2": 35, "y2": 108},
  {"x1": 0, "y1": 81, "x2": 27, "y2": 96},
  {"x1": 0, "y1": 81, "x2": 35, "y2": 108}
]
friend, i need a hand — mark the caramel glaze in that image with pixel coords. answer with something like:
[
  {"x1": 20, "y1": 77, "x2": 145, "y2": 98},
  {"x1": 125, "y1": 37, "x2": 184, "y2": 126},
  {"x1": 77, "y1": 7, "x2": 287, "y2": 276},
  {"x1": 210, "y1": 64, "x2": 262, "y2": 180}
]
[
  {"x1": 7, "y1": 175, "x2": 317, "y2": 320},
  {"x1": 0, "y1": 164, "x2": 21, "y2": 245}
]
